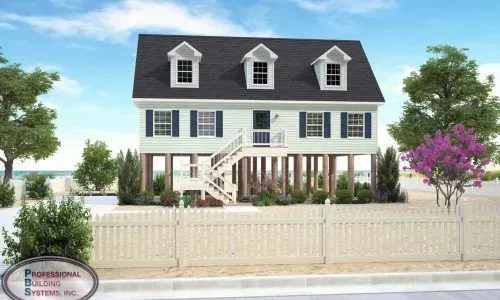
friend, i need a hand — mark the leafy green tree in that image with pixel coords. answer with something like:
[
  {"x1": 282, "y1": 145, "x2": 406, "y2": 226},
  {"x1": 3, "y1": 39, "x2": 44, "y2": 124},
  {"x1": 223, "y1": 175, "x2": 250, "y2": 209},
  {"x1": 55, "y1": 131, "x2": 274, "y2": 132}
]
[
  {"x1": 0, "y1": 47, "x2": 60, "y2": 183},
  {"x1": 117, "y1": 149, "x2": 141, "y2": 205},
  {"x1": 2, "y1": 193, "x2": 93, "y2": 264},
  {"x1": 388, "y1": 45, "x2": 500, "y2": 163},
  {"x1": 377, "y1": 146, "x2": 401, "y2": 202},
  {"x1": 0, "y1": 181, "x2": 15, "y2": 207},
  {"x1": 74, "y1": 140, "x2": 116, "y2": 193}
]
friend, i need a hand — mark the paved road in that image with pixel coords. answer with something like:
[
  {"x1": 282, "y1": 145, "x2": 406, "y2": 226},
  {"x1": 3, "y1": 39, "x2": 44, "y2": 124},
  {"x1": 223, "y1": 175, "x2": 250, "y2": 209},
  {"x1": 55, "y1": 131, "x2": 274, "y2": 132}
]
[
  {"x1": 209, "y1": 289, "x2": 500, "y2": 300},
  {"x1": 400, "y1": 177, "x2": 500, "y2": 199}
]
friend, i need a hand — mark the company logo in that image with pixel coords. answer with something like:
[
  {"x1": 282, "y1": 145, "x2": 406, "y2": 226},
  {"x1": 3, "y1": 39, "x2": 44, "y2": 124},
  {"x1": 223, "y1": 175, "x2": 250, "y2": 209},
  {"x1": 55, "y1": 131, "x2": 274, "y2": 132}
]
[{"x1": 2, "y1": 256, "x2": 98, "y2": 300}]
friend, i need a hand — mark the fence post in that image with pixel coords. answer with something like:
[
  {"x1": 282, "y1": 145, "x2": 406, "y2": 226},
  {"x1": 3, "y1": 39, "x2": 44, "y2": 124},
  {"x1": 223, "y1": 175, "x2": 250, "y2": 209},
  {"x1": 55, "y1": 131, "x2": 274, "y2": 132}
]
[
  {"x1": 323, "y1": 198, "x2": 331, "y2": 264},
  {"x1": 459, "y1": 200, "x2": 465, "y2": 261},
  {"x1": 178, "y1": 200, "x2": 185, "y2": 267}
]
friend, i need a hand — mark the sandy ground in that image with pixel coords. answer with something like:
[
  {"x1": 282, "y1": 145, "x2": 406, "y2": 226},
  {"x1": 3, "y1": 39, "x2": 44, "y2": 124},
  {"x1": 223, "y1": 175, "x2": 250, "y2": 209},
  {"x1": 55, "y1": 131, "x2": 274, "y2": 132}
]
[{"x1": 96, "y1": 260, "x2": 500, "y2": 279}]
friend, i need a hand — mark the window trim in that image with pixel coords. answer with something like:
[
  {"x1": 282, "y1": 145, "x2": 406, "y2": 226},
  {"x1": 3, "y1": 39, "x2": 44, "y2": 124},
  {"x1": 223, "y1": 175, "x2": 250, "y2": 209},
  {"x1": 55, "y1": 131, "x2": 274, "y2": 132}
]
[
  {"x1": 325, "y1": 63, "x2": 341, "y2": 86},
  {"x1": 347, "y1": 112, "x2": 365, "y2": 139},
  {"x1": 252, "y1": 61, "x2": 269, "y2": 85},
  {"x1": 176, "y1": 59, "x2": 193, "y2": 84},
  {"x1": 305, "y1": 112, "x2": 324, "y2": 138},
  {"x1": 153, "y1": 109, "x2": 172, "y2": 137},
  {"x1": 197, "y1": 110, "x2": 217, "y2": 138}
]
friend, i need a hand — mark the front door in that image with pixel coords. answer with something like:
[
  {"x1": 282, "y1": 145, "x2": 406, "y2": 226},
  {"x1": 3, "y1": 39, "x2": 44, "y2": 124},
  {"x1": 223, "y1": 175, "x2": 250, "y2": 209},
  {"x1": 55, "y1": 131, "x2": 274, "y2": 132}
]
[{"x1": 253, "y1": 110, "x2": 271, "y2": 147}]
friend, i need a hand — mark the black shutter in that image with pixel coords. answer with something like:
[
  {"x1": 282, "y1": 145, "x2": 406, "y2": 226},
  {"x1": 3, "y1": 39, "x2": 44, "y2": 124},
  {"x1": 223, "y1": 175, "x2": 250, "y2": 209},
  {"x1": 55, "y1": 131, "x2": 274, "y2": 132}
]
[
  {"x1": 341, "y1": 112, "x2": 348, "y2": 138},
  {"x1": 365, "y1": 112, "x2": 372, "y2": 138},
  {"x1": 323, "y1": 112, "x2": 331, "y2": 138},
  {"x1": 172, "y1": 110, "x2": 179, "y2": 137},
  {"x1": 299, "y1": 112, "x2": 306, "y2": 138},
  {"x1": 190, "y1": 110, "x2": 197, "y2": 137},
  {"x1": 216, "y1": 111, "x2": 223, "y2": 137},
  {"x1": 146, "y1": 110, "x2": 153, "y2": 137}
]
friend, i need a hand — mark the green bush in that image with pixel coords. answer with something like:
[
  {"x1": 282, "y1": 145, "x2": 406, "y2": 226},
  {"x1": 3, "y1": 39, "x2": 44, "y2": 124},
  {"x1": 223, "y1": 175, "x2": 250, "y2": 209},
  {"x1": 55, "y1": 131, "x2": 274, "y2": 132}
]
[
  {"x1": 253, "y1": 196, "x2": 272, "y2": 206},
  {"x1": 336, "y1": 173, "x2": 348, "y2": 190},
  {"x1": 1, "y1": 193, "x2": 93, "y2": 265},
  {"x1": 335, "y1": 189, "x2": 353, "y2": 204},
  {"x1": 153, "y1": 173, "x2": 166, "y2": 195},
  {"x1": 25, "y1": 173, "x2": 54, "y2": 199},
  {"x1": 356, "y1": 189, "x2": 373, "y2": 203},
  {"x1": 483, "y1": 170, "x2": 500, "y2": 181},
  {"x1": 117, "y1": 149, "x2": 141, "y2": 205},
  {"x1": 0, "y1": 181, "x2": 15, "y2": 207},
  {"x1": 290, "y1": 189, "x2": 307, "y2": 204},
  {"x1": 182, "y1": 195, "x2": 194, "y2": 207},
  {"x1": 312, "y1": 190, "x2": 329, "y2": 204}
]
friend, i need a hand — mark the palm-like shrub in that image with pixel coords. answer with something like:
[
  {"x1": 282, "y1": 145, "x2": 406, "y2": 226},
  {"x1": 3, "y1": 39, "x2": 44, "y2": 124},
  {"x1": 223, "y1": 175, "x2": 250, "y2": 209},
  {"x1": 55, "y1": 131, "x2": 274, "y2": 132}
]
[{"x1": 25, "y1": 173, "x2": 53, "y2": 199}]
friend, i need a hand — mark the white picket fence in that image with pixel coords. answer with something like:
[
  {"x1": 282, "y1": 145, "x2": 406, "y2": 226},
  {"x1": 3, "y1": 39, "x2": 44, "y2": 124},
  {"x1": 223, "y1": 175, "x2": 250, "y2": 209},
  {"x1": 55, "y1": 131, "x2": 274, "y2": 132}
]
[{"x1": 89, "y1": 202, "x2": 500, "y2": 268}]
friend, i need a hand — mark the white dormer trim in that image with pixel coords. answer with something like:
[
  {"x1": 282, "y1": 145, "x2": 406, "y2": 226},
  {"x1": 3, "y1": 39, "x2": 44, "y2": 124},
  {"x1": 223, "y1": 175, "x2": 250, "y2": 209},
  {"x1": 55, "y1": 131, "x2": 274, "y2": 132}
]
[
  {"x1": 168, "y1": 41, "x2": 202, "y2": 88},
  {"x1": 241, "y1": 43, "x2": 278, "y2": 90},
  {"x1": 311, "y1": 45, "x2": 351, "y2": 91}
]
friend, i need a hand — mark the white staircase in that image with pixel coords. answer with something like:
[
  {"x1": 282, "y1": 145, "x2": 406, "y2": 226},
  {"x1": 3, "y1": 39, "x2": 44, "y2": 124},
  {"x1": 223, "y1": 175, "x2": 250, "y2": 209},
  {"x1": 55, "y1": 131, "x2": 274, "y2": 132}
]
[{"x1": 177, "y1": 129, "x2": 287, "y2": 203}]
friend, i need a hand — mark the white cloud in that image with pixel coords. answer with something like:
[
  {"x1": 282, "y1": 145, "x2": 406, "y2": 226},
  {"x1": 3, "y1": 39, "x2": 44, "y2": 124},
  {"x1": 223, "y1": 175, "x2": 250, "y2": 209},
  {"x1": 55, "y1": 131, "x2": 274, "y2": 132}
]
[
  {"x1": 98, "y1": 91, "x2": 110, "y2": 98},
  {"x1": 478, "y1": 63, "x2": 500, "y2": 97},
  {"x1": 49, "y1": 0, "x2": 82, "y2": 9},
  {"x1": 52, "y1": 75, "x2": 83, "y2": 96},
  {"x1": 291, "y1": 0, "x2": 396, "y2": 14},
  {"x1": 378, "y1": 65, "x2": 416, "y2": 103},
  {"x1": 0, "y1": 21, "x2": 15, "y2": 29},
  {"x1": 1, "y1": 0, "x2": 275, "y2": 43}
]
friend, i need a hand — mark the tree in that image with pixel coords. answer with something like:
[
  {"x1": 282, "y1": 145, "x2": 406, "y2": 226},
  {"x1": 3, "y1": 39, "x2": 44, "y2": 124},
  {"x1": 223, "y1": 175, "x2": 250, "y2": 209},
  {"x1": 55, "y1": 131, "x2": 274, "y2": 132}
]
[
  {"x1": 377, "y1": 146, "x2": 401, "y2": 202},
  {"x1": 388, "y1": 45, "x2": 500, "y2": 164},
  {"x1": 402, "y1": 124, "x2": 489, "y2": 210},
  {"x1": 117, "y1": 149, "x2": 141, "y2": 205},
  {"x1": 74, "y1": 140, "x2": 116, "y2": 193},
  {"x1": 0, "y1": 47, "x2": 60, "y2": 183}
]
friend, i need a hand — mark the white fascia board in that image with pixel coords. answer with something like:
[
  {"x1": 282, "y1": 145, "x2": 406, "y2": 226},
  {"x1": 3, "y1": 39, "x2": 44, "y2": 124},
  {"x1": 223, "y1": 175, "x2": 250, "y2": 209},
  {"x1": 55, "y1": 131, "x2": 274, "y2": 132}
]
[
  {"x1": 311, "y1": 45, "x2": 351, "y2": 66},
  {"x1": 133, "y1": 98, "x2": 385, "y2": 106},
  {"x1": 167, "y1": 41, "x2": 202, "y2": 61},
  {"x1": 241, "y1": 43, "x2": 278, "y2": 64}
]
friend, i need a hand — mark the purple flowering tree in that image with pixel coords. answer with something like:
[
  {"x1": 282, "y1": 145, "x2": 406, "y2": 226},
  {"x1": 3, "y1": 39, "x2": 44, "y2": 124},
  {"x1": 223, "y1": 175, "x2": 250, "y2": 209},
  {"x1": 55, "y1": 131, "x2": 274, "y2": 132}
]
[
  {"x1": 401, "y1": 124, "x2": 490, "y2": 210},
  {"x1": 249, "y1": 174, "x2": 280, "y2": 199}
]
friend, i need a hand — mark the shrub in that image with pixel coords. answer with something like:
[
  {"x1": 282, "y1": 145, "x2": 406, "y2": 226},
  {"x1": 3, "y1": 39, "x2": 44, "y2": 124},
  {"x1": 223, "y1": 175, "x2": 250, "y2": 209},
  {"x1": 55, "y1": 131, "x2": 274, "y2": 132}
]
[
  {"x1": 196, "y1": 196, "x2": 224, "y2": 207},
  {"x1": 0, "y1": 181, "x2": 15, "y2": 207},
  {"x1": 117, "y1": 149, "x2": 141, "y2": 205},
  {"x1": 182, "y1": 195, "x2": 194, "y2": 207},
  {"x1": 160, "y1": 188, "x2": 180, "y2": 207},
  {"x1": 253, "y1": 196, "x2": 272, "y2": 206},
  {"x1": 372, "y1": 190, "x2": 389, "y2": 203},
  {"x1": 312, "y1": 190, "x2": 329, "y2": 204},
  {"x1": 290, "y1": 189, "x2": 307, "y2": 204},
  {"x1": 239, "y1": 194, "x2": 259, "y2": 203},
  {"x1": 153, "y1": 173, "x2": 166, "y2": 195},
  {"x1": 336, "y1": 173, "x2": 348, "y2": 190},
  {"x1": 275, "y1": 194, "x2": 291, "y2": 206},
  {"x1": 135, "y1": 190, "x2": 155, "y2": 205},
  {"x1": 356, "y1": 189, "x2": 373, "y2": 203},
  {"x1": 397, "y1": 190, "x2": 409, "y2": 203},
  {"x1": 335, "y1": 189, "x2": 353, "y2": 204},
  {"x1": 483, "y1": 170, "x2": 500, "y2": 181},
  {"x1": 250, "y1": 175, "x2": 280, "y2": 201},
  {"x1": 25, "y1": 172, "x2": 53, "y2": 199},
  {"x1": 74, "y1": 140, "x2": 116, "y2": 192},
  {"x1": 1, "y1": 193, "x2": 93, "y2": 265},
  {"x1": 377, "y1": 146, "x2": 401, "y2": 203}
]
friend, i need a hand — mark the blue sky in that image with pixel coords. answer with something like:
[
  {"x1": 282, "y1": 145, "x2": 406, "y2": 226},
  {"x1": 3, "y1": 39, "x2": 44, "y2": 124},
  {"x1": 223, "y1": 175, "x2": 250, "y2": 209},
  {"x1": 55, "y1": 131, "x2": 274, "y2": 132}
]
[{"x1": 1, "y1": 0, "x2": 499, "y2": 171}]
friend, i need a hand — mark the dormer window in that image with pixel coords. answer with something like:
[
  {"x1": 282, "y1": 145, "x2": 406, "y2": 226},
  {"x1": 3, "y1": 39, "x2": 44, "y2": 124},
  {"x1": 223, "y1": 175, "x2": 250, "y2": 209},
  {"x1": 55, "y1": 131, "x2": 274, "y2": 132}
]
[
  {"x1": 168, "y1": 41, "x2": 202, "y2": 88},
  {"x1": 241, "y1": 43, "x2": 278, "y2": 90},
  {"x1": 253, "y1": 62, "x2": 268, "y2": 85},
  {"x1": 177, "y1": 60, "x2": 193, "y2": 83},
  {"x1": 311, "y1": 45, "x2": 351, "y2": 91},
  {"x1": 326, "y1": 63, "x2": 341, "y2": 86}
]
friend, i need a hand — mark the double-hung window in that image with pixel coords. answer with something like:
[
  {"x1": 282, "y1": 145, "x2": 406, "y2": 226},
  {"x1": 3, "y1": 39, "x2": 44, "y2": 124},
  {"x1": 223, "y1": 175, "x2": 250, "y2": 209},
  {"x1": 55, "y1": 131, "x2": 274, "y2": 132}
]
[
  {"x1": 154, "y1": 111, "x2": 172, "y2": 136},
  {"x1": 306, "y1": 112, "x2": 323, "y2": 137},
  {"x1": 326, "y1": 63, "x2": 341, "y2": 86},
  {"x1": 198, "y1": 111, "x2": 216, "y2": 137},
  {"x1": 347, "y1": 113, "x2": 364, "y2": 137},
  {"x1": 253, "y1": 62, "x2": 268, "y2": 85},
  {"x1": 177, "y1": 60, "x2": 193, "y2": 83}
]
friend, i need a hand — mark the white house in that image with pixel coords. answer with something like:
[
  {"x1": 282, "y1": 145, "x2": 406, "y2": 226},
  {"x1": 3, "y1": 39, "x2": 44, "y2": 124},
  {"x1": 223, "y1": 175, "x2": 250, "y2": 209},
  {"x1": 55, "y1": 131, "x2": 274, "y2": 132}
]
[{"x1": 133, "y1": 34, "x2": 385, "y2": 203}]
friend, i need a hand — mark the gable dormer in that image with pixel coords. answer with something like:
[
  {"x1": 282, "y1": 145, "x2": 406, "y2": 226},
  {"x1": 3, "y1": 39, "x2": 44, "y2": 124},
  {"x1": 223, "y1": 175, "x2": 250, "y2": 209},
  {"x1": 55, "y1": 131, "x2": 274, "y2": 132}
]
[
  {"x1": 168, "y1": 41, "x2": 202, "y2": 88},
  {"x1": 241, "y1": 43, "x2": 278, "y2": 90},
  {"x1": 311, "y1": 45, "x2": 351, "y2": 91}
]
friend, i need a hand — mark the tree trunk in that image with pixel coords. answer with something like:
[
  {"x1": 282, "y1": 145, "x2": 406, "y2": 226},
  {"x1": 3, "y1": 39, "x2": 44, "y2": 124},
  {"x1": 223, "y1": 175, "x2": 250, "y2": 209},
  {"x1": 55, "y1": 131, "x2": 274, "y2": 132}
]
[
  {"x1": 436, "y1": 188, "x2": 440, "y2": 207},
  {"x1": 3, "y1": 159, "x2": 13, "y2": 184}
]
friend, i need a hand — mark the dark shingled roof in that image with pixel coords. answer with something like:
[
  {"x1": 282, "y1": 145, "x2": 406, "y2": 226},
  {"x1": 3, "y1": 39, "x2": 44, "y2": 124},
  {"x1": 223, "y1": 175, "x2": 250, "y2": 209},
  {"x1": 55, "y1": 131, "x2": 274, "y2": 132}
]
[{"x1": 132, "y1": 34, "x2": 385, "y2": 102}]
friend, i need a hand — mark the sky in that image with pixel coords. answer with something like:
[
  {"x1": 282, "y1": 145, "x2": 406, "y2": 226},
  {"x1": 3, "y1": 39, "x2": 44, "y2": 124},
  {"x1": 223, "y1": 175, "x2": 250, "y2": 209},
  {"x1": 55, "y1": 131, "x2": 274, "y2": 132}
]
[{"x1": 0, "y1": 0, "x2": 499, "y2": 171}]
